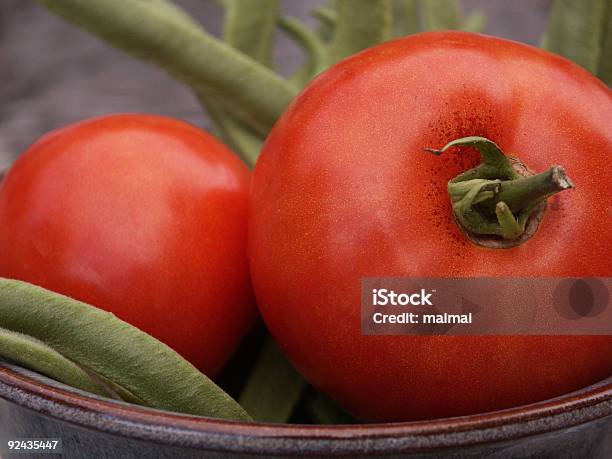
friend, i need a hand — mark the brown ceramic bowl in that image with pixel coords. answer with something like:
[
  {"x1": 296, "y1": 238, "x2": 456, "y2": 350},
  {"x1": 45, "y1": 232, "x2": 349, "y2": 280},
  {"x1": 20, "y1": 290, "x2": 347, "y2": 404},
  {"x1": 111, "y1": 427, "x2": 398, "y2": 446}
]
[{"x1": 0, "y1": 362, "x2": 610, "y2": 458}]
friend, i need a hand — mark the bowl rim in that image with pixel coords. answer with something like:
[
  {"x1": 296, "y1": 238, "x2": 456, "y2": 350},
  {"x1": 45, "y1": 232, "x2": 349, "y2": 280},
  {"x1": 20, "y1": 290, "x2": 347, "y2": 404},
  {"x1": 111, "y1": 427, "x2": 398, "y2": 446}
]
[{"x1": 0, "y1": 364, "x2": 610, "y2": 456}]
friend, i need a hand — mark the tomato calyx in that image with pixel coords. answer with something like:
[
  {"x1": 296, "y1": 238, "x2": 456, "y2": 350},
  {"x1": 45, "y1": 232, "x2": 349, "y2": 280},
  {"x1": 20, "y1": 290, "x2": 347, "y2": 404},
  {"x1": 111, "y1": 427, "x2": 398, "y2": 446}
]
[{"x1": 426, "y1": 136, "x2": 574, "y2": 248}]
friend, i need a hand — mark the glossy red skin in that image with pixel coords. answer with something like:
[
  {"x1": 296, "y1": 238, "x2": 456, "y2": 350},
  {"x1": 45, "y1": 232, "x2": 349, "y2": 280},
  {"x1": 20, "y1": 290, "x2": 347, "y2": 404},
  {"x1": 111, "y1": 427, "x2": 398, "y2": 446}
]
[
  {"x1": 250, "y1": 32, "x2": 612, "y2": 422},
  {"x1": 0, "y1": 114, "x2": 255, "y2": 376}
]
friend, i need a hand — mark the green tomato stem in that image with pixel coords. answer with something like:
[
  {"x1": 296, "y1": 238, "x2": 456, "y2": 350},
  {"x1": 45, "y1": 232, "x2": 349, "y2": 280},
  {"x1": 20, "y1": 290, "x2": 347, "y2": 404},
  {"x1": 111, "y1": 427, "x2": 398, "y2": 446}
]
[
  {"x1": 495, "y1": 202, "x2": 524, "y2": 240},
  {"x1": 492, "y1": 165, "x2": 573, "y2": 213},
  {"x1": 428, "y1": 136, "x2": 575, "y2": 242}
]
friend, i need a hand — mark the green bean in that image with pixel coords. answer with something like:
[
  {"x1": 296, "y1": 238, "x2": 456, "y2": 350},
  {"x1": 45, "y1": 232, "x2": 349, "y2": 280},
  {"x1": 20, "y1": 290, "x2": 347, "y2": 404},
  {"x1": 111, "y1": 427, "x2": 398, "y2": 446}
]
[
  {"x1": 462, "y1": 10, "x2": 487, "y2": 33},
  {"x1": 420, "y1": 0, "x2": 462, "y2": 31},
  {"x1": 0, "y1": 278, "x2": 251, "y2": 421},
  {"x1": 34, "y1": 0, "x2": 296, "y2": 132},
  {"x1": 0, "y1": 328, "x2": 109, "y2": 397},
  {"x1": 542, "y1": 0, "x2": 608, "y2": 75},
  {"x1": 304, "y1": 390, "x2": 356, "y2": 425},
  {"x1": 199, "y1": 94, "x2": 263, "y2": 168},
  {"x1": 598, "y1": 8, "x2": 612, "y2": 85},
  {"x1": 142, "y1": 0, "x2": 204, "y2": 30},
  {"x1": 196, "y1": 0, "x2": 276, "y2": 164},
  {"x1": 279, "y1": 16, "x2": 329, "y2": 87},
  {"x1": 331, "y1": 0, "x2": 392, "y2": 63},
  {"x1": 223, "y1": 0, "x2": 279, "y2": 69},
  {"x1": 312, "y1": 5, "x2": 338, "y2": 42},
  {"x1": 238, "y1": 337, "x2": 306, "y2": 423},
  {"x1": 392, "y1": 0, "x2": 420, "y2": 37}
]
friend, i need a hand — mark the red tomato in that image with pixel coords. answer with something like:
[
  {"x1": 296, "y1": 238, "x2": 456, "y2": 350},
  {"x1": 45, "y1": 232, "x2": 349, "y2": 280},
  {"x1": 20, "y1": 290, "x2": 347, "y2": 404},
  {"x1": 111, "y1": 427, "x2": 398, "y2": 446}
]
[
  {"x1": 249, "y1": 32, "x2": 612, "y2": 421},
  {"x1": 0, "y1": 114, "x2": 255, "y2": 376}
]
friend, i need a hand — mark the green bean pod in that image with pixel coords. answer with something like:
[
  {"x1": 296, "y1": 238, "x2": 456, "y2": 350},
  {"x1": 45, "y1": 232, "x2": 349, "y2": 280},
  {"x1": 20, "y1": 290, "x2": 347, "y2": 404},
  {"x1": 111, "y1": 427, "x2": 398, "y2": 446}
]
[{"x1": 0, "y1": 278, "x2": 251, "y2": 421}]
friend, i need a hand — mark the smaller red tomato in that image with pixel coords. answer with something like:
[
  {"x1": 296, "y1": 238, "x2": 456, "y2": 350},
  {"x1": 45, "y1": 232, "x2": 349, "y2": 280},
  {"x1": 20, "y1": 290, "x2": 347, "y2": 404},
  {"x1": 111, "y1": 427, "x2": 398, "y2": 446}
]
[{"x1": 0, "y1": 114, "x2": 255, "y2": 376}]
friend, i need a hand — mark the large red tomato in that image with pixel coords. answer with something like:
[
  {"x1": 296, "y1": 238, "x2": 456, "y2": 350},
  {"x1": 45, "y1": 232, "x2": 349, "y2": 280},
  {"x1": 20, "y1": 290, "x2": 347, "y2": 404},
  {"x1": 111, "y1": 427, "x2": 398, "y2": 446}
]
[
  {"x1": 249, "y1": 32, "x2": 612, "y2": 421},
  {"x1": 0, "y1": 114, "x2": 255, "y2": 376}
]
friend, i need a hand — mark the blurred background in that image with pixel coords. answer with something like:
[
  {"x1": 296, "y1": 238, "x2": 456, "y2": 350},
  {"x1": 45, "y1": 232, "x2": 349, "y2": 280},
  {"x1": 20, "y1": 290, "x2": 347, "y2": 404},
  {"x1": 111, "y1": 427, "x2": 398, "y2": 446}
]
[{"x1": 0, "y1": 0, "x2": 551, "y2": 167}]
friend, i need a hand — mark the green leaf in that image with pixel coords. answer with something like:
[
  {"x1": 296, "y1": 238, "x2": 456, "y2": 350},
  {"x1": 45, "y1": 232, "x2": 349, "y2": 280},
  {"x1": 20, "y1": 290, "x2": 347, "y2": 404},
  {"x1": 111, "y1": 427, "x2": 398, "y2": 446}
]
[
  {"x1": 33, "y1": 0, "x2": 296, "y2": 132},
  {"x1": 238, "y1": 337, "x2": 306, "y2": 423},
  {"x1": 331, "y1": 0, "x2": 393, "y2": 62},
  {"x1": 0, "y1": 278, "x2": 251, "y2": 421},
  {"x1": 392, "y1": 0, "x2": 420, "y2": 37},
  {"x1": 420, "y1": 0, "x2": 462, "y2": 31},
  {"x1": 543, "y1": 0, "x2": 608, "y2": 74},
  {"x1": 426, "y1": 136, "x2": 519, "y2": 183},
  {"x1": 279, "y1": 15, "x2": 329, "y2": 87},
  {"x1": 223, "y1": 0, "x2": 279, "y2": 69}
]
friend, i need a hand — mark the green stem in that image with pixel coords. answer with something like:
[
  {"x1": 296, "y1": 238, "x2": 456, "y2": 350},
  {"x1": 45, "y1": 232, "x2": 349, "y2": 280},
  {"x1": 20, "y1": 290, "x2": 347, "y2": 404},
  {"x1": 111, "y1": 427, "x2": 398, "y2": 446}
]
[
  {"x1": 427, "y1": 136, "x2": 518, "y2": 181},
  {"x1": 495, "y1": 202, "x2": 523, "y2": 240},
  {"x1": 493, "y1": 165, "x2": 573, "y2": 213},
  {"x1": 34, "y1": 0, "x2": 296, "y2": 132},
  {"x1": 428, "y1": 136, "x2": 575, "y2": 241}
]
